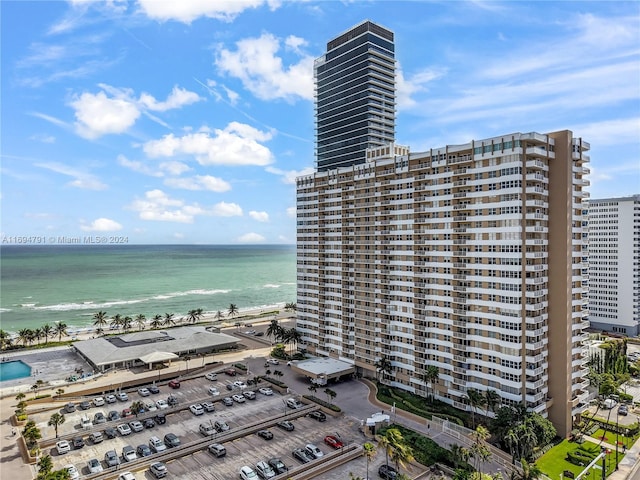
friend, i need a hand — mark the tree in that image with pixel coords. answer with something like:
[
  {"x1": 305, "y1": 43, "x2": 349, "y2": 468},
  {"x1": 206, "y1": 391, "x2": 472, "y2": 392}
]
[
  {"x1": 228, "y1": 304, "x2": 239, "y2": 318},
  {"x1": 163, "y1": 313, "x2": 175, "y2": 327},
  {"x1": 41, "y1": 324, "x2": 53, "y2": 344},
  {"x1": 308, "y1": 384, "x2": 318, "y2": 396},
  {"x1": 378, "y1": 428, "x2": 413, "y2": 474},
  {"x1": 187, "y1": 309, "x2": 199, "y2": 324},
  {"x1": 423, "y1": 365, "x2": 439, "y2": 400},
  {"x1": 451, "y1": 443, "x2": 471, "y2": 469},
  {"x1": 512, "y1": 459, "x2": 543, "y2": 480},
  {"x1": 374, "y1": 356, "x2": 393, "y2": 383},
  {"x1": 53, "y1": 322, "x2": 68, "y2": 342},
  {"x1": 23, "y1": 420, "x2": 42, "y2": 448},
  {"x1": 110, "y1": 314, "x2": 123, "y2": 332},
  {"x1": 466, "y1": 388, "x2": 486, "y2": 429},
  {"x1": 266, "y1": 319, "x2": 283, "y2": 342},
  {"x1": 37, "y1": 455, "x2": 53, "y2": 479},
  {"x1": 284, "y1": 302, "x2": 297, "y2": 312},
  {"x1": 17, "y1": 328, "x2": 33, "y2": 347},
  {"x1": 33, "y1": 327, "x2": 43, "y2": 344},
  {"x1": 150, "y1": 314, "x2": 163, "y2": 329},
  {"x1": 285, "y1": 327, "x2": 301, "y2": 354},
  {"x1": 135, "y1": 314, "x2": 146, "y2": 331},
  {"x1": 214, "y1": 310, "x2": 224, "y2": 322},
  {"x1": 122, "y1": 316, "x2": 133, "y2": 332},
  {"x1": 48, "y1": 413, "x2": 65, "y2": 438},
  {"x1": 470, "y1": 425, "x2": 491, "y2": 476},
  {"x1": 484, "y1": 389, "x2": 501, "y2": 416},
  {"x1": 363, "y1": 442, "x2": 377, "y2": 480},
  {"x1": 325, "y1": 388, "x2": 337, "y2": 404},
  {"x1": 0, "y1": 329, "x2": 13, "y2": 350},
  {"x1": 131, "y1": 401, "x2": 145, "y2": 417},
  {"x1": 92, "y1": 311, "x2": 108, "y2": 333}
]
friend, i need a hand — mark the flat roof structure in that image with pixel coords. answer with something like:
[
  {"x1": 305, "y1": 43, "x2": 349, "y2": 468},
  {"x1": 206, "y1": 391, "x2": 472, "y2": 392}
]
[
  {"x1": 73, "y1": 326, "x2": 239, "y2": 371},
  {"x1": 290, "y1": 357, "x2": 355, "y2": 381}
]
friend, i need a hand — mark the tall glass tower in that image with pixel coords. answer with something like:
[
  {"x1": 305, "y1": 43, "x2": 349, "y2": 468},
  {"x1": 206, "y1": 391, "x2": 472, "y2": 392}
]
[{"x1": 314, "y1": 20, "x2": 396, "y2": 172}]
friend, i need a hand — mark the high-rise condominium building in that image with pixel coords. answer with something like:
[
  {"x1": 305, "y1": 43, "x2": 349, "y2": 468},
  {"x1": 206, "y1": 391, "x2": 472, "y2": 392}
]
[
  {"x1": 314, "y1": 20, "x2": 395, "y2": 172},
  {"x1": 587, "y1": 195, "x2": 640, "y2": 335},
  {"x1": 296, "y1": 132, "x2": 590, "y2": 436}
]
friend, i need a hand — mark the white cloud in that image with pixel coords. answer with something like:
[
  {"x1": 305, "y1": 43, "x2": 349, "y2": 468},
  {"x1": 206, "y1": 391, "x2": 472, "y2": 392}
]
[
  {"x1": 249, "y1": 211, "x2": 269, "y2": 222},
  {"x1": 215, "y1": 33, "x2": 314, "y2": 101},
  {"x1": 286, "y1": 206, "x2": 296, "y2": 218},
  {"x1": 143, "y1": 122, "x2": 274, "y2": 166},
  {"x1": 81, "y1": 217, "x2": 123, "y2": 232},
  {"x1": 164, "y1": 175, "x2": 231, "y2": 192},
  {"x1": 265, "y1": 165, "x2": 315, "y2": 185},
  {"x1": 397, "y1": 67, "x2": 447, "y2": 110},
  {"x1": 71, "y1": 90, "x2": 140, "y2": 139},
  {"x1": 117, "y1": 154, "x2": 163, "y2": 177},
  {"x1": 29, "y1": 134, "x2": 56, "y2": 144},
  {"x1": 573, "y1": 117, "x2": 640, "y2": 146},
  {"x1": 159, "y1": 161, "x2": 191, "y2": 176},
  {"x1": 237, "y1": 232, "x2": 266, "y2": 243},
  {"x1": 139, "y1": 85, "x2": 202, "y2": 111},
  {"x1": 136, "y1": 0, "x2": 280, "y2": 23},
  {"x1": 35, "y1": 162, "x2": 107, "y2": 190},
  {"x1": 128, "y1": 190, "x2": 242, "y2": 223}
]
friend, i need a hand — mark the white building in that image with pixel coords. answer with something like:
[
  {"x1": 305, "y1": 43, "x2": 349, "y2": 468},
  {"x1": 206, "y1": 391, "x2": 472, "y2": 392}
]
[{"x1": 587, "y1": 195, "x2": 640, "y2": 335}]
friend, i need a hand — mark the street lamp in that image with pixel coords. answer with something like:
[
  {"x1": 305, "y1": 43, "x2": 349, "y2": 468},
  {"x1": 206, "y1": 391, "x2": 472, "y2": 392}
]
[{"x1": 616, "y1": 409, "x2": 619, "y2": 470}]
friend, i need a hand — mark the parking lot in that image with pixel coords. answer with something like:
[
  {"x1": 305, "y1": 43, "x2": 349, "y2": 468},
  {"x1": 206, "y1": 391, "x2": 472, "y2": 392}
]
[{"x1": 33, "y1": 361, "x2": 383, "y2": 480}]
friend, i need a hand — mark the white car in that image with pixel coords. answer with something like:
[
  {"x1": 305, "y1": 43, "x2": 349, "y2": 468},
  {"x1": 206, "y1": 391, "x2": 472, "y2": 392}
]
[
  {"x1": 267, "y1": 358, "x2": 279, "y2": 365},
  {"x1": 189, "y1": 404, "x2": 204, "y2": 415},
  {"x1": 232, "y1": 394, "x2": 246, "y2": 403},
  {"x1": 105, "y1": 394, "x2": 117, "y2": 403},
  {"x1": 93, "y1": 397, "x2": 105, "y2": 407},
  {"x1": 129, "y1": 421, "x2": 144, "y2": 432},
  {"x1": 258, "y1": 387, "x2": 273, "y2": 396},
  {"x1": 199, "y1": 423, "x2": 215, "y2": 436},
  {"x1": 205, "y1": 372, "x2": 217, "y2": 381},
  {"x1": 64, "y1": 464, "x2": 80, "y2": 480},
  {"x1": 56, "y1": 440, "x2": 71, "y2": 455},
  {"x1": 122, "y1": 445, "x2": 137, "y2": 462},
  {"x1": 233, "y1": 380, "x2": 247, "y2": 389},
  {"x1": 208, "y1": 386, "x2": 220, "y2": 396},
  {"x1": 138, "y1": 388, "x2": 150, "y2": 397},
  {"x1": 116, "y1": 392, "x2": 129, "y2": 402},
  {"x1": 240, "y1": 466, "x2": 258, "y2": 480},
  {"x1": 305, "y1": 443, "x2": 324, "y2": 459},
  {"x1": 156, "y1": 399, "x2": 169, "y2": 410},
  {"x1": 87, "y1": 458, "x2": 103, "y2": 474},
  {"x1": 117, "y1": 423, "x2": 132, "y2": 436},
  {"x1": 118, "y1": 473, "x2": 136, "y2": 480},
  {"x1": 144, "y1": 401, "x2": 158, "y2": 412}
]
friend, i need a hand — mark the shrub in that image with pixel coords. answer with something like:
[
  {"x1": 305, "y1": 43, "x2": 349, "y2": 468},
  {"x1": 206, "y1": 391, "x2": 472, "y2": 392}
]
[
  {"x1": 378, "y1": 424, "x2": 458, "y2": 468},
  {"x1": 262, "y1": 376, "x2": 287, "y2": 389},
  {"x1": 302, "y1": 395, "x2": 341, "y2": 412}
]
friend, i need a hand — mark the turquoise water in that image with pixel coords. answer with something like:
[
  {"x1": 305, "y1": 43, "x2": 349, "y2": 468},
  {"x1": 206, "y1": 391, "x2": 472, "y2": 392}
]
[
  {"x1": 0, "y1": 360, "x2": 32, "y2": 381},
  {"x1": 0, "y1": 245, "x2": 296, "y2": 333}
]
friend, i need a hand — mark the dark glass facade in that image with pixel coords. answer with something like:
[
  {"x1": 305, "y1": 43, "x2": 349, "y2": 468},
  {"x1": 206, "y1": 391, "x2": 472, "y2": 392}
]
[{"x1": 315, "y1": 20, "x2": 396, "y2": 171}]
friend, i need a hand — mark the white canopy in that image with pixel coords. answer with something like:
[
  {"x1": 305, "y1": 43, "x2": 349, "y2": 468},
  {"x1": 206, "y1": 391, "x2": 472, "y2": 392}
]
[{"x1": 139, "y1": 351, "x2": 179, "y2": 364}]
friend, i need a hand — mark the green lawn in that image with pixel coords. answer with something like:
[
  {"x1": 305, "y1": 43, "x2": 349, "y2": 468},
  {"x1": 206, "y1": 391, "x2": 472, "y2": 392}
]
[
  {"x1": 591, "y1": 428, "x2": 635, "y2": 449},
  {"x1": 536, "y1": 439, "x2": 624, "y2": 478}
]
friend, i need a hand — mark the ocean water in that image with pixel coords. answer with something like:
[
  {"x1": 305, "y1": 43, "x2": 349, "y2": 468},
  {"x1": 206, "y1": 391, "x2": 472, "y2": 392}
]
[{"x1": 0, "y1": 245, "x2": 296, "y2": 333}]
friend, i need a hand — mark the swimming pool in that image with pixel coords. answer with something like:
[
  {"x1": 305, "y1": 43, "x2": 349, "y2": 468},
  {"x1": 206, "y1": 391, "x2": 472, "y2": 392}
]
[{"x1": 0, "y1": 360, "x2": 32, "y2": 381}]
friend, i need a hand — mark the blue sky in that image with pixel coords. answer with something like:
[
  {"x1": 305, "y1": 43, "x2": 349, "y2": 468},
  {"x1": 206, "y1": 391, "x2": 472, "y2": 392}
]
[{"x1": 2, "y1": 1, "x2": 639, "y2": 245}]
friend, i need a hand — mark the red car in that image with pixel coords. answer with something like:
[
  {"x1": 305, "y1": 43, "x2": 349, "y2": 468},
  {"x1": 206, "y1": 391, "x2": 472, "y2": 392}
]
[
  {"x1": 324, "y1": 435, "x2": 344, "y2": 449},
  {"x1": 224, "y1": 369, "x2": 236, "y2": 377},
  {"x1": 168, "y1": 380, "x2": 180, "y2": 389}
]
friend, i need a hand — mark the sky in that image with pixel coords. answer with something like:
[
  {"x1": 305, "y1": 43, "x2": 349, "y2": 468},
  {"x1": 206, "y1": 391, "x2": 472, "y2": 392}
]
[{"x1": 1, "y1": 1, "x2": 639, "y2": 245}]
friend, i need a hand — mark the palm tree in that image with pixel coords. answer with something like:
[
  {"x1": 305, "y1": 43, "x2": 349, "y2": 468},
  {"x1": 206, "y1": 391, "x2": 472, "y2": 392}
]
[
  {"x1": 513, "y1": 459, "x2": 543, "y2": 480},
  {"x1": 33, "y1": 327, "x2": 43, "y2": 344},
  {"x1": 284, "y1": 302, "x2": 297, "y2": 312},
  {"x1": 48, "y1": 412, "x2": 65, "y2": 438},
  {"x1": 470, "y1": 425, "x2": 491, "y2": 475},
  {"x1": 150, "y1": 314, "x2": 163, "y2": 329},
  {"x1": 308, "y1": 384, "x2": 318, "y2": 396},
  {"x1": 17, "y1": 328, "x2": 32, "y2": 347},
  {"x1": 374, "y1": 356, "x2": 393, "y2": 383},
  {"x1": 122, "y1": 316, "x2": 133, "y2": 332},
  {"x1": 363, "y1": 442, "x2": 377, "y2": 480},
  {"x1": 214, "y1": 310, "x2": 224, "y2": 322},
  {"x1": 41, "y1": 324, "x2": 53, "y2": 344},
  {"x1": 22, "y1": 420, "x2": 42, "y2": 448},
  {"x1": 187, "y1": 309, "x2": 199, "y2": 324},
  {"x1": 423, "y1": 365, "x2": 439, "y2": 400},
  {"x1": 92, "y1": 311, "x2": 108, "y2": 333},
  {"x1": 485, "y1": 389, "x2": 501, "y2": 416},
  {"x1": 266, "y1": 319, "x2": 283, "y2": 342},
  {"x1": 0, "y1": 329, "x2": 12, "y2": 350},
  {"x1": 37, "y1": 454, "x2": 53, "y2": 478},
  {"x1": 324, "y1": 388, "x2": 337, "y2": 404},
  {"x1": 130, "y1": 400, "x2": 145, "y2": 417},
  {"x1": 228, "y1": 304, "x2": 239, "y2": 318},
  {"x1": 163, "y1": 313, "x2": 175, "y2": 327},
  {"x1": 378, "y1": 428, "x2": 412, "y2": 474},
  {"x1": 135, "y1": 314, "x2": 146, "y2": 331},
  {"x1": 451, "y1": 443, "x2": 471, "y2": 469},
  {"x1": 466, "y1": 388, "x2": 486, "y2": 429},
  {"x1": 110, "y1": 314, "x2": 123, "y2": 332},
  {"x1": 286, "y1": 327, "x2": 301, "y2": 355}
]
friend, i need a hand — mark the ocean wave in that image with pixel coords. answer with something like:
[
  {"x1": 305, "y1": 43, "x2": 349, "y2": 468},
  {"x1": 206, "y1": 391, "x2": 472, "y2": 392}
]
[
  {"x1": 0, "y1": 308, "x2": 12, "y2": 313},
  {"x1": 263, "y1": 284, "x2": 281, "y2": 289},
  {"x1": 25, "y1": 288, "x2": 232, "y2": 312}
]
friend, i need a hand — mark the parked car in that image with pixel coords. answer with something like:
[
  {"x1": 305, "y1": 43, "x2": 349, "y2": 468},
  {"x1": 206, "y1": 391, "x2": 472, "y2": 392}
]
[
  {"x1": 65, "y1": 403, "x2": 76, "y2": 413},
  {"x1": 233, "y1": 380, "x2": 247, "y2": 389},
  {"x1": 214, "y1": 420, "x2": 230, "y2": 432},
  {"x1": 94, "y1": 412, "x2": 107, "y2": 424},
  {"x1": 222, "y1": 397, "x2": 233, "y2": 406},
  {"x1": 208, "y1": 386, "x2": 220, "y2": 396},
  {"x1": 202, "y1": 401, "x2": 216, "y2": 412},
  {"x1": 308, "y1": 411, "x2": 326, "y2": 422},
  {"x1": 144, "y1": 401, "x2": 158, "y2": 412},
  {"x1": 276, "y1": 420, "x2": 295, "y2": 431},
  {"x1": 205, "y1": 372, "x2": 218, "y2": 381},
  {"x1": 208, "y1": 443, "x2": 226, "y2": 457},
  {"x1": 117, "y1": 423, "x2": 132, "y2": 436},
  {"x1": 324, "y1": 435, "x2": 344, "y2": 449},
  {"x1": 156, "y1": 400, "x2": 169, "y2": 410},
  {"x1": 122, "y1": 408, "x2": 133, "y2": 418},
  {"x1": 199, "y1": 423, "x2": 216, "y2": 436},
  {"x1": 108, "y1": 410, "x2": 121, "y2": 422},
  {"x1": 240, "y1": 466, "x2": 258, "y2": 480},
  {"x1": 258, "y1": 387, "x2": 273, "y2": 396},
  {"x1": 286, "y1": 398, "x2": 303, "y2": 409},
  {"x1": 64, "y1": 464, "x2": 80, "y2": 480},
  {"x1": 90, "y1": 432, "x2": 104, "y2": 444},
  {"x1": 148, "y1": 385, "x2": 160, "y2": 394},
  {"x1": 72, "y1": 436, "x2": 85, "y2": 449},
  {"x1": 117, "y1": 473, "x2": 135, "y2": 480},
  {"x1": 266, "y1": 358, "x2": 279, "y2": 365},
  {"x1": 79, "y1": 401, "x2": 91, "y2": 410},
  {"x1": 136, "y1": 444, "x2": 152, "y2": 457},
  {"x1": 225, "y1": 369, "x2": 236, "y2": 376},
  {"x1": 138, "y1": 388, "x2": 150, "y2": 397},
  {"x1": 104, "y1": 427, "x2": 117, "y2": 439},
  {"x1": 243, "y1": 390, "x2": 256, "y2": 400},
  {"x1": 105, "y1": 394, "x2": 117, "y2": 403},
  {"x1": 244, "y1": 329, "x2": 256, "y2": 335},
  {"x1": 268, "y1": 458, "x2": 287, "y2": 474},
  {"x1": 292, "y1": 448, "x2": 314, "y2": 463},
  {"x1": 129, "y1": 421, "x2": 144, "y2": 433},
  {"x1": 226, "y1": 384, "x2": 235, "y2": 391},
  {"x1": 149, "y1": 462, "x2": 168, "y2": 479},
  {"x1": 619, "y1": 404, "x2": 629, "y2": 416},
  {"x1": 232, "y1": 394, "x2": 246, "y2": 403},
  {"x1": 189, "y1": 404, "x2": 205, "y2": 415},
  {"x1": 168, "y1": 380, "x2": 180, "y2": 389},
  {"x1": 305, "y1": 443, "x2": 323, "y2": 459},
  {"x1": 56, "y1": 440, "x2": 71, "y2": 455},
  {"x1": 122, "y1": 445, "x2": 137, "y2": 462},
  {"x1": 87, "y1": 458, "x2": 103, "y2": 474},
  {"x1": 93, "y1": 396, "x2": 105, "y2": 407},
  {"x1": 143, "y1": 418, "x2": 155, "y2": 429},
  {"x1": 149, "y1": 436, "x2": 166, "y2": 453},
  {"x1": 164, "y1": 433, "x2": 180, "y2": 448},
  {"x1": 255, "y1": 461, "x2": 276, "y2": 479},
  {"x1": 257, "y1": 429, "x2": 273, "y2": 440},
  {"x1": 116, "y1": 392, "x2": 129, "y2": 402},
  {"x1": 104, "y1": 450, "x2": 120, "y2": 467},
  {"x1": 167, "y1": 395, "x2": 179, "y2": 406},
  {"x1": 378, "y1": 464, "x2": 398, "y2": 479},
  {"x1": 154, "y1": 413, "x2": 166, "y2": 425}
]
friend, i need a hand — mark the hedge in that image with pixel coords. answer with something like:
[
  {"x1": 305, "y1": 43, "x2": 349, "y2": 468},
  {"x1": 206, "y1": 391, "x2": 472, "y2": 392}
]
[{"x1": 302, "y1": 394, "x2": 341, "y2": 412}]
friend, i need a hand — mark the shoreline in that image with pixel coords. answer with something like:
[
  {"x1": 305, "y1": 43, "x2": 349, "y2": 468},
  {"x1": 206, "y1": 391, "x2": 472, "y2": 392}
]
[{"x1": 1, "y1": 302, "x2": 288, "y2": 341}]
